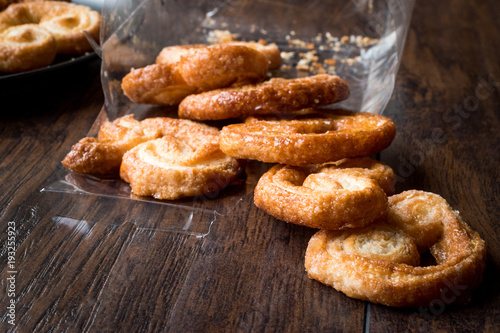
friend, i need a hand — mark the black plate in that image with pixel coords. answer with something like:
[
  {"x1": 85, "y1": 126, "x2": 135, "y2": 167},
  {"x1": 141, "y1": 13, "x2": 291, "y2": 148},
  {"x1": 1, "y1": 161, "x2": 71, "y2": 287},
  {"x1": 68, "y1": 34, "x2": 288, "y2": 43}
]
[
  {"x1": 0, "y1": 51, "x2": 102, "y2": 114},
  {"x1": 0, "y1": 52, "x2": 101, "y2": 99},
  {"x1": 0, "y1": 52, "x2": 99, "y2": 82}
]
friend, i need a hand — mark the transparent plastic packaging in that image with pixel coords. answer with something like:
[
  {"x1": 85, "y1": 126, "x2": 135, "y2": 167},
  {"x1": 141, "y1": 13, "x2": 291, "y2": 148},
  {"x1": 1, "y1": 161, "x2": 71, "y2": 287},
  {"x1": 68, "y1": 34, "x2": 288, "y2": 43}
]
[{"x1": 43, "y1": 0, "x2": 415, "y2": 236}]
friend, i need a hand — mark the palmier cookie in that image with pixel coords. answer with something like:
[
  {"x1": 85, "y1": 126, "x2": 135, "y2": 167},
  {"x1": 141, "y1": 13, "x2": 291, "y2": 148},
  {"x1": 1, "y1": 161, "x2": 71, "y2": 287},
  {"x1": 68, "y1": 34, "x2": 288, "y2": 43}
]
[
  {"x1": 0, "y1": 24, "x2": 57, "y2": 73},
  {"x1": 254, "y1": 158, "x2": 394, "y2": 230},
  {"x1": 62, "y1": 115, "x2": 164, "y2": 176},
  {"x1": 122, "y1": 44, "x2": 269, "y2": 105},
  {"x1": 0, "y1": 1, "x2": 100, "y2": 55},
  {"x1": 305, "y1": 190, "x2": 487, "y2": 307},
  {"x1": 178, "y1": 43, "x2": 269, "y2": 91},
  {"x1": 120, "y1": 118, "x2": 243, "y2": 200},
  {"x1": 178, "y1": 74, "x2": 350, "y2": 120},
  {"x1": 220, "y1": 109, "x2": 396, "y2": 166}
]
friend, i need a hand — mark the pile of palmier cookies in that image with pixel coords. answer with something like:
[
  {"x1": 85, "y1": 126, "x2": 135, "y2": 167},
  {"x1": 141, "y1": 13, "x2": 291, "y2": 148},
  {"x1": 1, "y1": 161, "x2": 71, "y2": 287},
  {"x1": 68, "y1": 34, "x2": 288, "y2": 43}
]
[
  {"x1": 62, "y1": 40, "x2": 486, "y2": 308},
  {"x1": 0, "y1": 0, "x2": 100, "y2": 73}
]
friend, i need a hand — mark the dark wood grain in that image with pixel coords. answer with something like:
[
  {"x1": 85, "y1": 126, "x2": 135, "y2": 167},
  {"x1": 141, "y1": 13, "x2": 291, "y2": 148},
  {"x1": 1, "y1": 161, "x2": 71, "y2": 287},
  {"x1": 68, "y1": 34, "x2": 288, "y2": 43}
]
[
  {"x1": 1, "y1": 0, "x2": 499, "y2": 332},
  {"x1": 369, "y1": 0, "x2": 500, "y2": 331}
]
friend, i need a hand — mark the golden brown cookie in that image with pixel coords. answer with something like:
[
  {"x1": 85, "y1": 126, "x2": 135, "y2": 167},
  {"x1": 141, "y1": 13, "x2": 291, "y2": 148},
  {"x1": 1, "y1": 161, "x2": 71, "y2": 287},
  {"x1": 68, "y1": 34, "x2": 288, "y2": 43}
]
[
  {"x1": 254, "y1": 158, "x2": 391, "y2": 230},
  {"x1": 0, "y1": 2, "x2": 100, "y2": 55},
  {"x1": 124, "y1": 43, "x2": 270, "y2": 105},
  {"x1": 119, "y1": 118, "x2": 243, "y2": 200},
  {"x1": 220, "y1": 109, "x2": 396, "y2": 165},
  {"x1": 0, "y1": 1, "x2": 99, "y2": 72},
  {"x1": 0, "y1": 24, "x2": 56, "y2": 73},
  {"x1": 178, "y1": 74, "x2": 350, "y2": 120},
  {"x1": 305, "y1": 190, "x2": 487, "y2": 307}
]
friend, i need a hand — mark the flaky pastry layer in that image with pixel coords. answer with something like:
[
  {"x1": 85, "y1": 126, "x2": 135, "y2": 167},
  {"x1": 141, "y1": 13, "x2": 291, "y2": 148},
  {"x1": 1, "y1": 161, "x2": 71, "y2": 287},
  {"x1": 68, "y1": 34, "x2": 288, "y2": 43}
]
[
  {"x1": 305, "y1": 190, "x2": 487, "y2": 307},
  {"x1": 220, "y1": 108, "x2": 396, "y2": 165},
  {"x1": 309, "y1": 157, "x2": 396, "y2": 196},
  {"x1": 120, "y1": 138, "x2": 243, "y2": 200},
  {"x1": 179, "y1": 43, "x2": 269, "y2": 90},
  {"x1": 62, "y1": 115, "x2": 163, "y2": 176},
  {"x1": 254, "y1": 158, "x2": 392, "y2": 229},
  {"x1": 0, "y1": 24, "x2": 56, "y2": 72},
  {"x1": 0, "y1": 1, "x2": 100, "y2": 56},
  {"x1": 121, "y1": 63, "x2": 197, "y2": 105},
  {"x1": 178, "y1": 74, "x2": 350, "y2": 120},
  {"x1": 123, "y1": 43, "x2": 270, "y2": 105}
]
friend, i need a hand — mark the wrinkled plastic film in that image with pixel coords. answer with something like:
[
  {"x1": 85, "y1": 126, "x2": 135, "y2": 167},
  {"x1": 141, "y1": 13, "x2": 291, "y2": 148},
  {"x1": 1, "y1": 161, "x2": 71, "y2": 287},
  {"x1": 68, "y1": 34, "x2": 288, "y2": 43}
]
[
  {"x1": 41, "y1": 169, "x2": 221, "y2": 237},
  {"x1": 99, "y1": 0, "x2": 415, "y2": 119},
  {"x1": 44, "y1": 0, "x2": 414, "y2": 235},
  {"x1": 43, "y1": 161, "x2": 262, "y2": 216}
]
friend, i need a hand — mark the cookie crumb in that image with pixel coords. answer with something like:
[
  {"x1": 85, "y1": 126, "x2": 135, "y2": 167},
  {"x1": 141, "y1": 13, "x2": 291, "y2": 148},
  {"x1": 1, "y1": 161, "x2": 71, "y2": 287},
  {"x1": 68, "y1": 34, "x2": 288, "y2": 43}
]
[{"x1": 207, "y1": 30, "x2": 239, "y2": 43}]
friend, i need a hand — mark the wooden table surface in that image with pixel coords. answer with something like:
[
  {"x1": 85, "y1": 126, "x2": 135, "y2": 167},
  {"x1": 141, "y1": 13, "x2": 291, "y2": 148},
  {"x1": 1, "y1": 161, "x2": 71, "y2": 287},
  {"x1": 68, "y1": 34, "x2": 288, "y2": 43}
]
[{"x1": 1, "y1": 0, "x2": 499, "y2": 332}]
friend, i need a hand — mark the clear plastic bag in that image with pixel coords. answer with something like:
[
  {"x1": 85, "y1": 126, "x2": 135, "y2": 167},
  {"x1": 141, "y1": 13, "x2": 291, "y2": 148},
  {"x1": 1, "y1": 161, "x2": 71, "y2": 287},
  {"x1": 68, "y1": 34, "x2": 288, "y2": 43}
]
[
  {"x1": 43, "y1": 0, "x2": 415, "y2": 236},
  {"x1": 99, "y1": 0, "x2": 415, "y2": 118}
]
